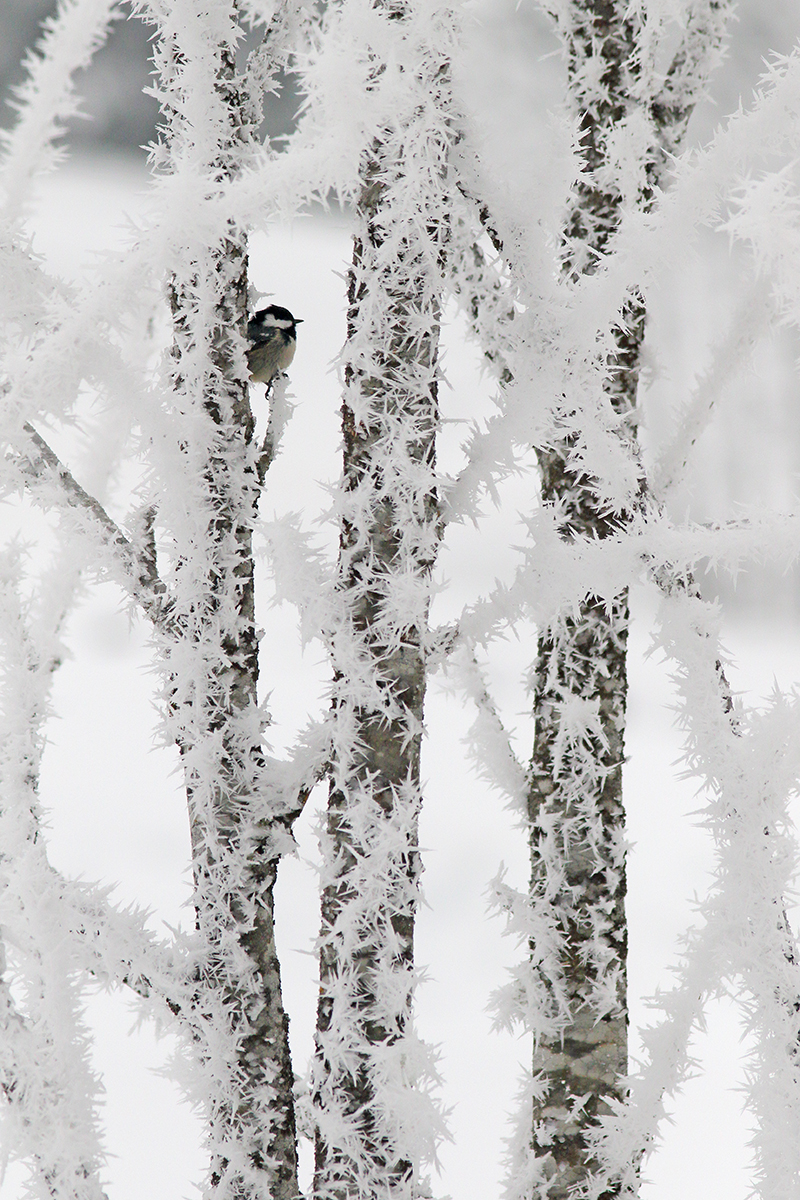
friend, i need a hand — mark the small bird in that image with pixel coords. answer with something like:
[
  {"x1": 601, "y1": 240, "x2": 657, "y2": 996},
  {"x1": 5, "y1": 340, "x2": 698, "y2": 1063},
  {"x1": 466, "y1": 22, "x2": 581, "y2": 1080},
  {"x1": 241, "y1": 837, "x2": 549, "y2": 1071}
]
[{"x1": 246, "y1": 304, "x2": 302, "y2": 385}]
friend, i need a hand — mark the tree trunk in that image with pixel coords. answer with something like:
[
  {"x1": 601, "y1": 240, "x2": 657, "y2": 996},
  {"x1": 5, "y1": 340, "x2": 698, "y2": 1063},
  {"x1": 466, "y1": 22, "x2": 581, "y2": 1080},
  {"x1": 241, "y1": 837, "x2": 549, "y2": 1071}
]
[
  {"x1": 311, "y1": 12, "x2": 454, "y2": 1195},
  {"x1": 527, "y1": 2, "x2": 731, "y2": 1193},
  {"x1": 153, "y1": 12, "x2": 299, "y2": 1200},
  {"x1": 527, "y1": 6, "x2": 649, "y2": 1195}
]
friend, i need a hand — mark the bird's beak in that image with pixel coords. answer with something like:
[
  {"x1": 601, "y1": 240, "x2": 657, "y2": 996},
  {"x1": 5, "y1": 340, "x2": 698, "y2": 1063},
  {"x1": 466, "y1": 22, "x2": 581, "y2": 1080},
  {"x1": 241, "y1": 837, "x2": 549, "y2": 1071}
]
[{"x1": 295, "y1": 318, "x2": 304, "y2": 324}]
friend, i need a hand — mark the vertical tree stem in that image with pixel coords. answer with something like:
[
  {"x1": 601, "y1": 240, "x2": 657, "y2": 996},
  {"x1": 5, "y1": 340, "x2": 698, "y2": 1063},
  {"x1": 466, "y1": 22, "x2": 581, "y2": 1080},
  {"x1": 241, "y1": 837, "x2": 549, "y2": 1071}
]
[
  {"x1": 155, "y1": 15, "x2": 299, "y2": 1200},
  {"x1": 312, "y1": 17, "x2": 454, "y2": 1193},
  {"x1": 527, "y1": 1, "x2": 732, "y2": 1191},
  {"x1": 528, "y1": 5, "x2": 644, "y2": 1193}
]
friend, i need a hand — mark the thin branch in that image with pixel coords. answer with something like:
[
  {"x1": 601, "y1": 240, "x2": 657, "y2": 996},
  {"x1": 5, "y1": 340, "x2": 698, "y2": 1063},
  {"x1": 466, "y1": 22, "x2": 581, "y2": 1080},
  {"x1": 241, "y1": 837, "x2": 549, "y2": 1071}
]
[
  {"x1": 648, "y1": 277, "x2": 775, "y2": 499},
  {"x1": 455, "y1": 178, "x2": 506, "y2": 260},
  {"x1": 652, "y1": 0, "x2": 732, "y2": 164},
  {"x1": 445, "y1": 637, "x2": 530, "y2": 812},
  {"x1": 58, "y1": 878, "x2": 193, "y2": 1013},
  {"x1": 0, "y1": 970, "x2": 110, "y2": 1200},
  {"x1": 261, "y1": 713, "x2": 334, "y2": 832},
  {"x1": 13, "y1": 423, "x2": 173, "y2": 631}
]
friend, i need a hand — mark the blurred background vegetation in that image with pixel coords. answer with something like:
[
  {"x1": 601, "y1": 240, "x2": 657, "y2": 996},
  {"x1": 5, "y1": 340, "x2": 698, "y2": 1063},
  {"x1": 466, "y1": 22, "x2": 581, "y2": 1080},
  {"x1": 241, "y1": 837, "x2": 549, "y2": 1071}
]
[{"x1": 0, "y1": 0, "x2": 302, "y2": 153}]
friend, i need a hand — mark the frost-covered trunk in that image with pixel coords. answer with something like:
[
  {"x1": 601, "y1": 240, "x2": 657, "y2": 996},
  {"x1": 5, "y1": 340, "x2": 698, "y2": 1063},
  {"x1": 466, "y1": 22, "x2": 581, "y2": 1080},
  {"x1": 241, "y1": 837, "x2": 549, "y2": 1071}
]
[
  {"x1": 526, "y1": 18, "x2": 639, "y2": 1188},
  {"x1": 165, "y1": 246, "x2": 299, "y2": 1200},
  {"x1": 526, "y1": 3, "x2": 728, "y2": 1194},
  {"x1": 310, "y1": 13, "x2": 453, "y2": 1197},
  {"x1": 149, "y1": 9, "x2": 298, "y2": 1200}
]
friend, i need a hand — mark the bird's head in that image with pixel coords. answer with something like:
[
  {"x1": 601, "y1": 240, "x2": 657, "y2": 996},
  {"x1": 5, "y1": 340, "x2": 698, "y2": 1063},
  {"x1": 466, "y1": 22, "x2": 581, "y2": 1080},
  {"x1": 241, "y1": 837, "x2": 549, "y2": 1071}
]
[{"x1": 248, "y1": 304, "x2": 302, "y2": 345}]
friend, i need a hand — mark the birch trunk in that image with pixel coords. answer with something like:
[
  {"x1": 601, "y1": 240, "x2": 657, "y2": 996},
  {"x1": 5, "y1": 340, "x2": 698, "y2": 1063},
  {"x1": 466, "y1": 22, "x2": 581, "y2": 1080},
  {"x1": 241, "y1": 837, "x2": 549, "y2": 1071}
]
[
  {"x1": 311, "y1": 10, "x2": 454, "y2": 1195},
  {"x1": 527, "y1": 2, "x2": 729, "y2": 1193},
  {"x1": 153, "y1": 11, "x2": 299, "y2": 1200}
]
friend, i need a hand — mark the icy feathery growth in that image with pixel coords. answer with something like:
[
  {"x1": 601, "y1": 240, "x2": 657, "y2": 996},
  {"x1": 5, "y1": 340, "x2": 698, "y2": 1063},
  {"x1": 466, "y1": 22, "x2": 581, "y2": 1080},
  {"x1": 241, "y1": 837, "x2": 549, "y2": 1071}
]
[
  {"x1": 0, "y1": 0, "x2": 119, "y2": 220},
  {"x1": 584, "y1": 589, "x2": 800, "y2": 1200},
  {"x1": 297, "y1": 0, "x2": 461, "y2": 1192},
  {"x1": 0, "y1": 353, "x2": 199, "y2": 1196},
  {"x1": 131, "y1": 3, "x2": 320, "y2": 1198},
  {"x1": 446, "y1": 0, "x2": 757, "y2": 525},
  {"x1": 438, "y1": 2, "x2": 799, "y2": 1197},
  {"x1": 440, "y1": 642, "x2": 530, "y2": 816},
  {"x1": 0, "y1": 551, "x2": 107, "y2": 1200},
  {"x1": 0, "y1": 1, "x2": 319, "y2": 1198},
  {"x1": 0, "y1": 1, "x2": 194, "y2": 1175},
  {"x1": 0, "y1": 0, "x2": 147, "y2": 446},
  {"x1": 3, "y1": 0, "x2": 800, "y2": 1197},
  {"x1": 473, "y1": 1, "x2": 672, "y2": 1189},
  {"x1": 0, "y1": 0, "x2": 459, "y2": 1193},
  {"x1": 0, "y1": 544, "x2": 193, "y2": 1200}
]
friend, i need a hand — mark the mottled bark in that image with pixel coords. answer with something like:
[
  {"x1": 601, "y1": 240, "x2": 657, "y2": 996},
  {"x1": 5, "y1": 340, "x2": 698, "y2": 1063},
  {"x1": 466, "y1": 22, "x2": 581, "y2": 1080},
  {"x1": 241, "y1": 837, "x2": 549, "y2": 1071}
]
[
  {"x1": 312, "y1": 37, "x2": 451, "y2": 1197},
  {"x1": 527, "y1": 2, "x2": 731, "y2": 1194},
  {"x1": 313, "y1": 158, "x2": 442, "y2": 1200},
  {"x1": 157, "y1": 23, "x2": 299, "y2": 1200},
  {"x1": 528, "y1": 600, "x2": 630, "y2": 1198},
  {"x1": 527, "y1": 7, "x2": 643, "y2": 1190},
  {"x1": 170, "y1": 233, "x2": 299, "y2": 1200}
]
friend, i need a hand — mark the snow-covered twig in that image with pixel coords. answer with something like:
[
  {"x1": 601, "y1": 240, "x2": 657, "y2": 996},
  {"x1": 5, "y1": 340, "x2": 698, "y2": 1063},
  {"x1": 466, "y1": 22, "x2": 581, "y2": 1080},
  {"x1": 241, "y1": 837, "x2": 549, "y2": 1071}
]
[
  {"x1": 0, "y1": 0, "x2": 119, "y2": 220},
  {"x1": 11, "y1": 422, "x2": 172, "y2": 629}
]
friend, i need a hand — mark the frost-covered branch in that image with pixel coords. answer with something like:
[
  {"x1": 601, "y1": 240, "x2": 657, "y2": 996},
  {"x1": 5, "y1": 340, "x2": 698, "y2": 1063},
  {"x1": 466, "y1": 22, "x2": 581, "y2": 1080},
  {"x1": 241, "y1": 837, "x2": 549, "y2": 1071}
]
[
  {"x1": 648, "y1": 277, "x2": 777, "y2": 499},
  {"x1": 3, "y1": 0, "x2": 800, "y2": 1195},
  {"x1": 650, "y1": 0, "x2": 732, "y2": 165},
  {"x1": 453, "y1": 506, "x2": 800, "y2": 647},
  {"x1": 437, "y1": 638, "x2": 529, "y2": 814},
  {"x1": 0, "y1": 459, "x2": 183, "y2": 1013},
  {"x1": 11, "y1": 422, "x2": 171, "y2": 628},
  {"x1": 0, "y1": 550, "x2": 110, "y2": 1200},
  {"x1": 445, "y1": 1, "x2": 737, "y2": 1195},
  {"x1": 0, "y1": 0, "x2": 119, "y2": 219},
  {"x1": 0, "y1": 966, "x2": 108, "y2": 1200},
  {"x1": 136, "y1": 2, "x2": 319, "y2": 1196}
]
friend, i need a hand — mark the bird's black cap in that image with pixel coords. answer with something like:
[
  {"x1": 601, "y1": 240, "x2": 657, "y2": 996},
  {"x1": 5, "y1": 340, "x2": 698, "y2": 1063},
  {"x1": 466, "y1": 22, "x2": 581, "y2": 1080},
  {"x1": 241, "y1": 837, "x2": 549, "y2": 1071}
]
[{"x1": 252, "y1": 304, "x2": 302, "y2": 325}]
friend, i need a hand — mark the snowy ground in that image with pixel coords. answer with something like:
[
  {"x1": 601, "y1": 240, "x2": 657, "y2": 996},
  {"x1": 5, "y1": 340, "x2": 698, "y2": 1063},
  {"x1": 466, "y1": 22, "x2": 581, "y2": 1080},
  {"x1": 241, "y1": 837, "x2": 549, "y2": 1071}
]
[{"x1": 4, "y1": 155, "x2": 800, "y2": 1200}]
